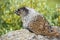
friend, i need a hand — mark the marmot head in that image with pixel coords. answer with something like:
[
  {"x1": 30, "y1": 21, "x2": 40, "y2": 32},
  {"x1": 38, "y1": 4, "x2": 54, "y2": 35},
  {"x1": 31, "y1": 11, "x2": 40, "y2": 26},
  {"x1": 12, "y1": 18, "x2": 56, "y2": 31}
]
[
  {"x1": 15, "y1": 7, "x2": 36, "y2": 17},
  {"x1": 15, "y1": 7, "x2": 29, "y2": 17}
]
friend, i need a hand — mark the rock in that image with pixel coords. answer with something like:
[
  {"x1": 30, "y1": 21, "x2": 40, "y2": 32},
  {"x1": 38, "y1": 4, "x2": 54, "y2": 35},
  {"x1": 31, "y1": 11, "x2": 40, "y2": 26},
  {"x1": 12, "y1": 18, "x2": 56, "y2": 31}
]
[
  {"x1": 0, "y1": 29, "x2": 38, "y2": 40},
  {"x1": 52, "y1": 26, "x2": 60, "y2": 33},
  {"x1": 0, "y1": 26, "x2": 60, "y2": 40}
]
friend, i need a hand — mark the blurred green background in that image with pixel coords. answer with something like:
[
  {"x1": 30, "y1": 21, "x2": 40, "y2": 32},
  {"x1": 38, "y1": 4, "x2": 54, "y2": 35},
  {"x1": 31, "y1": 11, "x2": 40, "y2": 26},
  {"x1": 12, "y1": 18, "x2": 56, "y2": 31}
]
[{"x1": 0, "y1": 0, "x2": 60, "y2": 36}]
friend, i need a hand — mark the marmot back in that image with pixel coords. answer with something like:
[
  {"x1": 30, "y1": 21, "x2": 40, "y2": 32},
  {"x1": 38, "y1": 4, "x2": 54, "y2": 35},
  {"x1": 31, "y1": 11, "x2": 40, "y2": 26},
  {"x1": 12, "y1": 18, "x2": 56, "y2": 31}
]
[{"x1": 28, "y1": 15, "x2": 60, "y2": 37}]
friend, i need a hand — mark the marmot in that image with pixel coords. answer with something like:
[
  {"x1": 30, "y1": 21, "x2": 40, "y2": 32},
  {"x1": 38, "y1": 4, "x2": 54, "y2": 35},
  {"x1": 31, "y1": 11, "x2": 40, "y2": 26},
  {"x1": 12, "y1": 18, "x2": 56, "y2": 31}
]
[{"x1": 15, "y1": 7, "x2": 60, "y2": 38}]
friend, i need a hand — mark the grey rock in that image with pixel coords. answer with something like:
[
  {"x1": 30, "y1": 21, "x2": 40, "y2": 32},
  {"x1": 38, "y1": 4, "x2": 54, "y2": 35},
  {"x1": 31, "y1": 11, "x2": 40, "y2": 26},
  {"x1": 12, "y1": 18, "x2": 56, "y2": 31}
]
[
  {"x1": 52, "y1": 26, "x2": 60, "y2": 33},
  {"x1": 0, "y1": 29, "x2": 38, "y2": 40},
  {"x1": 0, "y1": 26, "x2": 60, "y2": 40}
]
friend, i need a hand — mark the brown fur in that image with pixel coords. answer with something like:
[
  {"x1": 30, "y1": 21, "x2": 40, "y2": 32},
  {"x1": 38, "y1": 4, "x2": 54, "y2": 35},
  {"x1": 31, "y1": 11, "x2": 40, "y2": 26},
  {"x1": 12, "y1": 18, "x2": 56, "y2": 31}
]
[{"x1": 28, "y1": 15, "x2": 60, "y2": 38}]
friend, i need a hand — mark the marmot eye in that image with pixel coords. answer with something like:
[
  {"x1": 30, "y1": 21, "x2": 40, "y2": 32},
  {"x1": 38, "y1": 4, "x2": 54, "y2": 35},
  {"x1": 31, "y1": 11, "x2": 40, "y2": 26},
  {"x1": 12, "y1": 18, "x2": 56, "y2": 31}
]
[{"x1": 18, "y1": 9, "x2": 20, "y2": 11}]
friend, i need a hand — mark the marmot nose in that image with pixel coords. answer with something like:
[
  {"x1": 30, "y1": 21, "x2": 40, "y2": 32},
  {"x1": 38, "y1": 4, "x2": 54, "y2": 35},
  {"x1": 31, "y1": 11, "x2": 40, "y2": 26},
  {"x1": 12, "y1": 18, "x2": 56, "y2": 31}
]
[
  {"x1": 14, "y1": 10, "x2": 18, "y2": 14},
  {"x1": 14, "y1": 10, "x2": 20, "y2": 16},
  {"x1": 14, "y1": 9, "x2": 20, "y2": 13}
]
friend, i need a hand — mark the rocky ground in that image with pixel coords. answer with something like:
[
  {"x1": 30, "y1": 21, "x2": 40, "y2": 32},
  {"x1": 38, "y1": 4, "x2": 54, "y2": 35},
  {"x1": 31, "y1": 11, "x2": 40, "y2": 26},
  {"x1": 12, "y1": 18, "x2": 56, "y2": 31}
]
[{"x1": 0, "y1": 26, "x2": 60, "y2": 40}]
